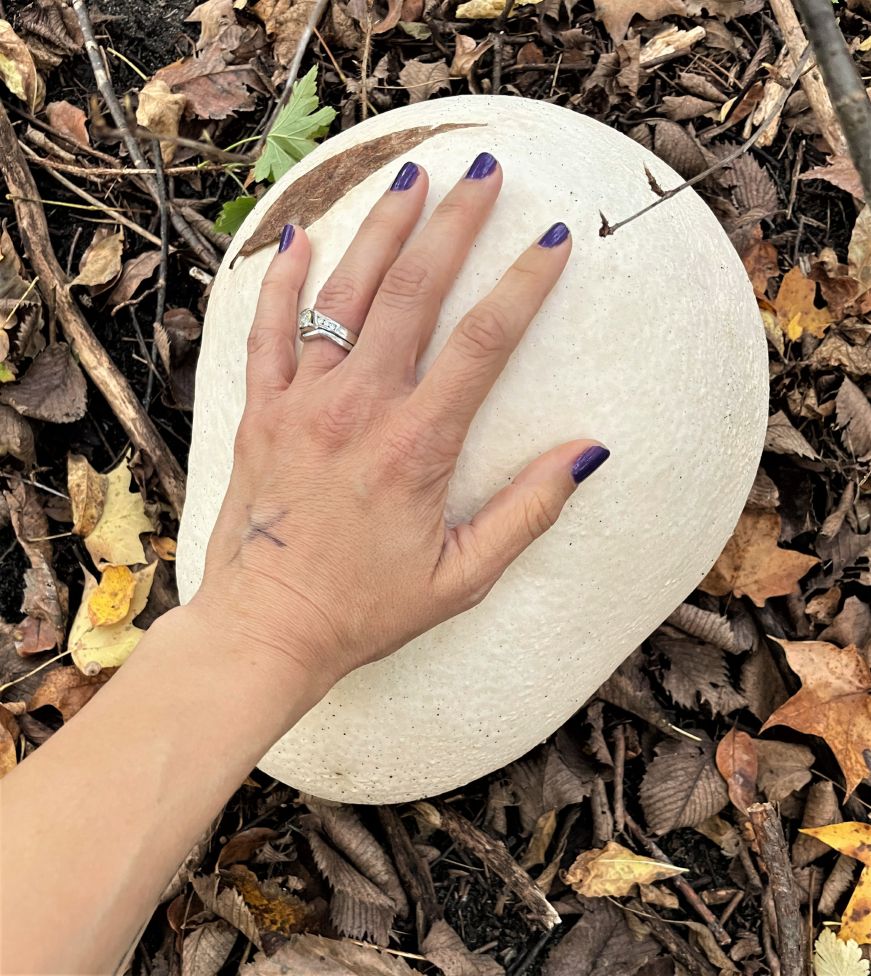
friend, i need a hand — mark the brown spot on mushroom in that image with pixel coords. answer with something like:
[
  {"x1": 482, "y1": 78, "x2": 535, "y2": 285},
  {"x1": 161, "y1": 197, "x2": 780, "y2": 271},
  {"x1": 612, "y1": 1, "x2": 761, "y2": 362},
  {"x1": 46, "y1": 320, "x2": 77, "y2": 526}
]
[{"x1": 237, "y1": 122, "x2": 483, "y2": 258}]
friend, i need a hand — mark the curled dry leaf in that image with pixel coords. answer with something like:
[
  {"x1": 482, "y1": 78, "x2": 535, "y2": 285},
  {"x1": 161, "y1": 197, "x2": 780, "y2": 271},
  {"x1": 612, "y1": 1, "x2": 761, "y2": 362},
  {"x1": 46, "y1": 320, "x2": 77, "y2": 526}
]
[
  {"x1": 422, "y1": 920, "x2": 504, "y2": 976},
  {"x1": 217, "y1": 827, "x2": 279, "y2": 868},
  {"x1": 45, "y1": 99, "x2": 89, "y2": 146},
  {"x1": 181, "y1": 920, "x2": 237, "y2": 976},
  {"x1": 563, "y1": 840, "x2": 686, "y2": 897},
  {"x1": 79, "y1": 457, "x2": 156, "y2": 568},
  {"x1": 136, "y1": 79, "x2": 187, "y2": 164},
  {"x1": 109, "y1": 251, "x2": 163, "y2": 311},
  {"x1": 398, "y1": 58, "x2": 450, "y2": 103},
  {"x1": 87, "y1": 565, "x2": 137, "y2": 627},
  {"x1": 765, "y1": 410, "x2": 818, "y2": 459},
  {"x1": 762, "y1": 640, "x2": 871, "y2": 795},
  {"x1": 666, "y1": 602, "x2": 744, "y2": 653},
  {"x1": 0, "y1": 404, "x2": 35, "y2": 468},
  {"x1": 69, "y1": 562, "x2": 157, "y2": 672},
  {"x1": 835, "y1": 377, "x2": 871, "y2": 460},
  {"x1": 252, "y1": 0, "x2": 319, "y2": 64},
  {"x1": 715, "y1": 729, "x2": 758, "y2": 813},
  {"x1": 792, "y1": 780, "x2": 841, "y2": 868},
  {"x1": 801, "y1": 822, "x2": 871, "y2": 944},
  {"x1": 27, "y1": 665, "x2": 112, "y2": 721},
  {"x1": 700, "y1": 508, "x2": 819, "y2": 607},
  {"x1": 222, "y1": 864, "x2": 313, "y2": 938},
  {"x1": 240, "y1": 934, "x2": 415, "y2": 975},
  {"x1": 68, "y1": 453, "x2": 108, "y2": 537},
  {"x1": 640, "y1": 739, "x2": 729, "y2": 835},
  {"x1": 450, "y1": 34, "x2": 495, "y2": 77},
  {"x1": 0, "y1": 705, "x2": 20, "y2": 779},
  {"x1": 801, "y1": 156, "x2": 865, "y2": 202},
  {"x1": 847, "y1": 206, "x2": 871, "y2": 300},
  {"x1": 14, "y1": 0, "x2": 83, "y2": 71},
  {"x1": 0, "y1": 343, "x2": 87, "y2": 423},
  {"x1": 191, "y1": 874, "x2": 263, "y2": 950},
  {"x1": 71, "y1": 230, "x2": 124, "y2": 290},
  {"x1": 0, "y1": 19, "x2": 43, "y2": 110}
]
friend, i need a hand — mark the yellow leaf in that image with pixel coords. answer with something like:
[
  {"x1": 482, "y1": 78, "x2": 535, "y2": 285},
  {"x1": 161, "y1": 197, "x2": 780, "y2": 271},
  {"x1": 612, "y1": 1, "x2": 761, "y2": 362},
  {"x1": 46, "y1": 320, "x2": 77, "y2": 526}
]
[
  {"x1": 87, "y1": 565, "x2": 136, "y2": 627},
  {"x1": 563, "y1": 840, "x2": 686, "y2": 897},
  {"x1": 772, "y1": 267, "x2": 832, "y2": 340},
  {"x1": 456, "y1": 0, "x2": 542, "y2": 17},
  {"x1": 70, "y1": 562, "x2": 156, "y2": 672},
  {"x1": 802, "y1": 822, "x2": 871, "y2": 945},
  {"x1": 84, "y1": 458, "x2": 155, "y2": 568},
  {"x1": 0, "y1": 20, "x2": 42, "y2": 111},
  {"x1": 68, "y1": 454, "x2": 108, "y2": 537}
]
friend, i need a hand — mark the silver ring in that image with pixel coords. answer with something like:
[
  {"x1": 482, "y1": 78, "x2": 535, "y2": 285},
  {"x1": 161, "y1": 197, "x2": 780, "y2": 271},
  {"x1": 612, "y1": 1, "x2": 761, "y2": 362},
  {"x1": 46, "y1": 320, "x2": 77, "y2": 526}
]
[{"x1": 299, "y1": 308, "x2": 358, "y2": 352}]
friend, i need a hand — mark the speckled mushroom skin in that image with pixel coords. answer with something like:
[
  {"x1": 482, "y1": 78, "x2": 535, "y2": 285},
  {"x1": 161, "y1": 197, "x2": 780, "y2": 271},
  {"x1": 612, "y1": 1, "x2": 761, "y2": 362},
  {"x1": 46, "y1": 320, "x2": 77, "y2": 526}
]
[{"x1": 177, "y1": 96, "x2": 767, "y2": 803}]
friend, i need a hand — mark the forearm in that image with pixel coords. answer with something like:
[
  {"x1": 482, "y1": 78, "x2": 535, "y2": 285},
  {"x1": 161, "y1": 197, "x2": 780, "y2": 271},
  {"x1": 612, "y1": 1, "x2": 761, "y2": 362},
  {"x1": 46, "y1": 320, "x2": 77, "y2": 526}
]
[{"x1": 0, "y1": 605, "x2": 328, "y2": 976}]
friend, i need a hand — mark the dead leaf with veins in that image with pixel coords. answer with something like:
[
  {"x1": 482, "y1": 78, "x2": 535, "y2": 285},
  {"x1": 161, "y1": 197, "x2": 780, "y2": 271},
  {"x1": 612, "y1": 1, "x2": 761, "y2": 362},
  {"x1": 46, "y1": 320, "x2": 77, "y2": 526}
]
[
  {"x1": 108, "y1": 251, "x2": 163, "y2": 311},
  {"x1": 79, "y1": 458, "x2": 156, "y2": 568},
  {"x1": 252, "y1": 0, "x2": 320, "y2": 63},
  {"x1": 800, "y1": 822, "x2": 871, "y2": 944},
  {"x1": 27, "y1": 665, "x2": 112, "y2": 721},
  {"x1": 68, "y1": 453, "x2": 108, "y2": 537},
  {"x1": 70, "y1": 562, "x2": 156, "y2": 672},
  {"x1": 640, "y1": 738, "x2": 729, "y2": 834},
  {"x1": 563, "y1": 840, "x2": 686, "y2": 897},
  {"x1": 848, "y1": 206, "x2": 871, "y2": 300},
  {"x1": 422, "y1": 920, "x2": 504, "y2": 975},
  {"x1": 0, "y1": 19, "x2": 43, "y2": 110},
  {"x1": 135, "y1": 79, "x2": 187, "y2": 163},
  {"x1": 591, "y1": 0, "x2": 689, "y2": 43},
  {"x1": 715, "y1": 729, "x2": 758, "y2": 813},
  {"x1": 801, "y1": 155, "x2": 865, "y2": 201},
  {"x1": 399, "y1": 59, "x2": 451, "y2": 103},
  {"x1": 240, "y1": 934, "x2": 415, "y2": 974},
  {"x1": 71, "y1": 229, "x2": 124, "y2": 290},
  {"x1": 45, "y1": 99, "x2": 89, "y2": 146},
  {"x1": 701, "y1": 508, "x2": 818, "y2": 606},
  {"x1": 762, "y1": 641, "x2": 871, "y2": 795},
  {"x1": 764, "y1": 410, "x2": 817, "y2": 459},
  {"x1": 835, "y1": 377, "x2": 871, "y2": 460},
  {"x1": 742, "y1": 236, "x2": 779, "y2": 298},
  {"x1": 0, "y1": 343, "x2": 87, "y2": 423},
  {"x1": 760, "y1": 267, "x2": 832, "y2": 341}
]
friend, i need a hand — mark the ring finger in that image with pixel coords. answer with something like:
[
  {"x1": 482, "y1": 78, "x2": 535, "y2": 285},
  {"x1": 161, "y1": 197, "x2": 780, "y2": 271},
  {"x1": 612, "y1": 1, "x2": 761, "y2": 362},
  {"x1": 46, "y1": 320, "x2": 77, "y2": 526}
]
[{"x1": 298, "y1": 160, "x2": 429, "y2": 377}]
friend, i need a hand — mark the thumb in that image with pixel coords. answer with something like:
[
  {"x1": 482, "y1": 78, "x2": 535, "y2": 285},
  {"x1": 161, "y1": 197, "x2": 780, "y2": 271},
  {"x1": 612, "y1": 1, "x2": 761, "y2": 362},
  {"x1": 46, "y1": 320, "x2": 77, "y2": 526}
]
[{"x1": 442, "y1": 440, "x2": 610, "y2": 604}]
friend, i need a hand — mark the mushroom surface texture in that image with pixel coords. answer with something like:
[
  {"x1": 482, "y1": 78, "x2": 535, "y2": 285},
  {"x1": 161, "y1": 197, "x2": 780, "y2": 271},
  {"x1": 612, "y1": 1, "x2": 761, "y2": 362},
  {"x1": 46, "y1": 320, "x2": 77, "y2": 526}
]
[{"x1": 177, "y1": 95, "x2": 767, "y2": 804}]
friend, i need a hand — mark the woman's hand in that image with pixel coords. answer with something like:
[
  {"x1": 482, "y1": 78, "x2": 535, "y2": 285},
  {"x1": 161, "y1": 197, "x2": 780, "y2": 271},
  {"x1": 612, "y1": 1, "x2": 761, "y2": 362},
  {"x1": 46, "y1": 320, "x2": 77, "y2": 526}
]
[{"x1": 191, "y1": 152, "x2": 609, "y2": 691}]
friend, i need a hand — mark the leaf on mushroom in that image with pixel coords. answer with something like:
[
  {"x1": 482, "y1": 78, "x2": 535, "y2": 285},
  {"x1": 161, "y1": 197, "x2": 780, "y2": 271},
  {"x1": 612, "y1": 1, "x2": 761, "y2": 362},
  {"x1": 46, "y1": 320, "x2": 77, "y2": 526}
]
[
  {"x1": 640, "y1": 738, "x2": 728, "y2": 834},
  {"x1": 71, "y1": 229, "x2": 124, "y2": 290},
  {"x1": 801, "y1": 822, "x2": 871, "y2": 944},
  {"x1": 69, "y1": 562, "x2": 156, "y2": 672},
  {"x1": 45, "y1": 99, "x2": 89, "y2": 146},
  {"x1": 0, "y1": 19, "x2": 44, "y2": 110},
  {"x1": 398, "y1": 58, "x2": 451, "y2": 104},
  {"x1": 0, "y1": 343, "x2": 87, "y2": 423},
  {"x1": 27, "y1": 665, "x2": 112, "y2": 722},
  {"x1": 813, "y1": 929, "x2": 869, "y2": 976},
  {"x1": 700, "y1": 508, "x2": 818, "y2": 607},
  {"x1": 761, "y1": 640, "x2": 871, "y2": 795},
  {"x1": 74, "y1": 457, "x2": 156, "y2": 568},
  {"x1": 564, "y1": 840, "x2": 686, "y2": 897}
]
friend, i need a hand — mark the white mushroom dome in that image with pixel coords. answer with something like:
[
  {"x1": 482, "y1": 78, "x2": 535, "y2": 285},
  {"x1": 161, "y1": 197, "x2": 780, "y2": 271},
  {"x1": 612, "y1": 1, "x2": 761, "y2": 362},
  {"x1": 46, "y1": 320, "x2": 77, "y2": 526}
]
[{"x1": 177, "y1": 95, "x2": 767, "y2": 803}]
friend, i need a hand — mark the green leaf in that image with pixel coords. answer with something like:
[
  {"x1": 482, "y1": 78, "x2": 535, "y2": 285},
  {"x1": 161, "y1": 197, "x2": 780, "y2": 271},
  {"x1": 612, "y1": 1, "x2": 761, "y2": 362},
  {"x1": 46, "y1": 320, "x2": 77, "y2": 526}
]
[
  {"x1": 0, "y1": 362, "x2": 15, "y2": 382},
  {"x1": 398, "y1": 20, "x2": 432, "y2": 38},
  {"x1": 253, "y1": 66, "x2": 336, "y2": 184},
  {"x1": 214, "y1": 196, "x2": 257, "y2": 235}
]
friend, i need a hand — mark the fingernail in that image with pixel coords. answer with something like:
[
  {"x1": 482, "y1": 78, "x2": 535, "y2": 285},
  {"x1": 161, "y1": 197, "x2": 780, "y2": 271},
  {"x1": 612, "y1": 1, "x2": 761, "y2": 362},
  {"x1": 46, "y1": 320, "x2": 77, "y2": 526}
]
[
  {"x1": 539, "y1": 222, "x2": 570, "y2": 248},
  {"x1": 278, "y1": 223, "x2": 295, "y2": 253},
  {"x1": 465, "y1": 152, "x2": 498, "y2": 180},
  {"x1": 572, "y1": 445, "x2": 610, "y2": 484},
  {"x1": 391, "y1": 161, "x2": 420, "y2": 191}
]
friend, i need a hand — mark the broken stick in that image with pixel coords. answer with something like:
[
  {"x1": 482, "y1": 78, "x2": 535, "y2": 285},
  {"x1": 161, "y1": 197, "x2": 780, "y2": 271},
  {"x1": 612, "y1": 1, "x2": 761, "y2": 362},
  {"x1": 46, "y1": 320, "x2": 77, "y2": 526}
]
[{"x1": 0, "y1": 102, "x2": 186, "y2": 516}]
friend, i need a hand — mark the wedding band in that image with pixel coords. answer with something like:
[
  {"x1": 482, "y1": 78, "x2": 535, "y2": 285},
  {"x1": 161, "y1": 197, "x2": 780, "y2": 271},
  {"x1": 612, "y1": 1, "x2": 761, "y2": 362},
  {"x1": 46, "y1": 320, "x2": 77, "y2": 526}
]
[{"x1": 299, "y1": 308, "x2": 359, "y2": 352}]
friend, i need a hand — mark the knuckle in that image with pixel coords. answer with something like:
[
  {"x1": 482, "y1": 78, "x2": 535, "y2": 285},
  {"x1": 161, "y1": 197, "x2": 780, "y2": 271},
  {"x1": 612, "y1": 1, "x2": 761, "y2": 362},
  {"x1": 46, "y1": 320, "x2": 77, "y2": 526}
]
[
  {"x1": 380, "y1": 411, "x2": 455, "y2": 475},
  {"x1": 378, "y1": 258, "x2": 433, "y2": 309},
  {"x1": 312, "y1": 385, "x2": 368, "y2": 447},
  {"x1": 433, "y1": 198, "x2": 471, "y2": 225},
  {"x1": 457, "y1": 304, "x2": 510, "y2": 360},
  {"x1": 246, "y1": 326, "x2": 281, "y2": 360},
  {"x1": 316, "y1": 272, "x2": 363, "y2": 313},
  {"x1": 360, "y1": 210, "x2": 404, "y2": 252},
  {"x1": 522, "y1": 488, "x2": 560, "y2": 539},
  {"x1": 233, "y1": 413, "x2": 258, "y2": 462}
]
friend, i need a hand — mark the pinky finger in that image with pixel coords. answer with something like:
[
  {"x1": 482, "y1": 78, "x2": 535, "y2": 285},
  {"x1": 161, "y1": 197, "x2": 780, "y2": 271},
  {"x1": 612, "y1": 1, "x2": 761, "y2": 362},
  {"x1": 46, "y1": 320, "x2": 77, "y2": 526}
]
[
  {"x1": 439, "y1": 440, "x2": 610, "y2": 603},
  {"x1": 245, "y1": 224, "x2": 311, "y2": 406}
]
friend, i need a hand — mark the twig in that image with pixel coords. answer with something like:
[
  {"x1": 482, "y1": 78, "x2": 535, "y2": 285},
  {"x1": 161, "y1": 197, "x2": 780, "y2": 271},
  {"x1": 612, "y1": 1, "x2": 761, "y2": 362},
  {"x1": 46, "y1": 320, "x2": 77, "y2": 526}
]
[
  {"x1": 0, "y1": 102, "x2": 186, "y2": 516},
  {"x1": 600, "y1": 46, "x2": 811, "y2": 237},
  {"x1": 360, "y1": 1, "x2": 376, "y2": 121},
  {"x1": 254, "y1": 0, "x2": 332, "y2": 153},
  {"x1": 19, "y1": 142, "x2": 166, "y2": 248},
  {"x1": 417, "y1": 802, "x2": 561, "y2": 931},
  {"x1": 613, "y1": 724, "x2": 626, "y2": 833},
  {"x1": 623, "y1": 814, "x2": 731, "y2": 945},
  {"x1": 96, "y1": 124, "x2": 253, "y2": 164},
  {"x1": 790, "y1": 0, "x2": 871, "y2": 201},
  {"x1": 177, "y1": 205, "x2": 231, "y2": 253},
  {"x1": 769, "y1": 0, "x2": 849, "y2": 158},
  {"x1": 377, "y1": 806, "x2": 441, "y2": 943},
  {"x1": 626, "y1": 899, "x2": 718, "y2": 976},
  {"x1": 748, "y1": 803, "x2": 807, "y2": 976},
  {"x1": 70, "y1": 0, "x2": 220, "y2": 272},
  {"x1": 150, "y1": 140, "x2": 169, "y2": 342},
  {"x1": 26, "y1": 155, "x2": 238, "y2": 181}
]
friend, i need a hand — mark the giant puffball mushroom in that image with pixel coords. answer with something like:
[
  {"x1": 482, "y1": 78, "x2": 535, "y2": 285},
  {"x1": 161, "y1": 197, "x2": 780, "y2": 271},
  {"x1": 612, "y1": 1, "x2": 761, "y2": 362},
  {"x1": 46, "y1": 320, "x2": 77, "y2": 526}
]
[{"x1": 177, "y1": 96, "x2": 767, "y2": 804}]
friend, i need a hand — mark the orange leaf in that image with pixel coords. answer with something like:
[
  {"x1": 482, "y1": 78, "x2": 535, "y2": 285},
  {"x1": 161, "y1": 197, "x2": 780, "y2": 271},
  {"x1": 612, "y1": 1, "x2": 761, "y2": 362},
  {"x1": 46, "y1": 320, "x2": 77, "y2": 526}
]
[
  {"x1": 700, "y1": 509, "x2": 818, "y2": 607},
  {"x1": 800, "y1": 822, "x2": 871, "y2": 944},
  {"x1": 772, "y1": 267, "x2": 832, "y2": 340},
  {"x1": 762, "y1": 641, "x2": 871, "y2": 795},
  {"x1": 715, "y1": 730, "x2": 758, "y2": 814}
]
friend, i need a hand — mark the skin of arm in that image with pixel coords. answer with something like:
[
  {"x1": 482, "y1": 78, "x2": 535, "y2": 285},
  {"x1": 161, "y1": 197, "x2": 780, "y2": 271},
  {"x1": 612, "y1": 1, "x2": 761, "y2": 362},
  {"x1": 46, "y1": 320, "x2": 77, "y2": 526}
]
[{"x1": 0, "y1": 153, "x2": 609, "y2": 975}]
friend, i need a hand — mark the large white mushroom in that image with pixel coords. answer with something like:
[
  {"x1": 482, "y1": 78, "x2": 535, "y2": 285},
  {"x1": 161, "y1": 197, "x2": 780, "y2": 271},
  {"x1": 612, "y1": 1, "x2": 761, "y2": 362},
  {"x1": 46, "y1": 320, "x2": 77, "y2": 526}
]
[{"x1": 177, "y1": 95, "x2": 767, "y2": 804}]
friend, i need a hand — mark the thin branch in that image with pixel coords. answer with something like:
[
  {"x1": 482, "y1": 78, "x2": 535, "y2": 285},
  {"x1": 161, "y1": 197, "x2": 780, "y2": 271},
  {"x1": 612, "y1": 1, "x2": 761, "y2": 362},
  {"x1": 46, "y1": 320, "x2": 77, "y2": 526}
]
[
  {"x1": 791, "y1": 0, "x2": 871, "y2": 202},
  {"x1": 600, "y1": 46, "x2": 811, "y2": 237}
]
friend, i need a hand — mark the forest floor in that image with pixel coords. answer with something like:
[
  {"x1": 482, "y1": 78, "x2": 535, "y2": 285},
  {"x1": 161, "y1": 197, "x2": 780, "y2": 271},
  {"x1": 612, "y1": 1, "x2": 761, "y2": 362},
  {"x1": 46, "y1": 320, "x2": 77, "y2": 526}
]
[{"x1": 0, "y1": 0, "x2": 870, "y2": 974}]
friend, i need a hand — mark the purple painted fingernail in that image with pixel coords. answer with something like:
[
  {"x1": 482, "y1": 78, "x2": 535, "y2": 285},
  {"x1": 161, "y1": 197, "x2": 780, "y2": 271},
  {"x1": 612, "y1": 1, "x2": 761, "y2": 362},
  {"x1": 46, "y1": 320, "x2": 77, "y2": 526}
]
[
  {"x1": 391, "y1": 161, "x2": 420, "y2": 191},
  {"x1": 278, "y1": 223, "x2": 295, "y2": 253},
  {"x1": 539, "y1": 222, "x2": 570, "y2": 248},
  {"x1": 572, "y1": 445, "x2": 610, "y2": 484},
  {"x1": 465, "y1": 152, "x2": 498, "y2": 180}
]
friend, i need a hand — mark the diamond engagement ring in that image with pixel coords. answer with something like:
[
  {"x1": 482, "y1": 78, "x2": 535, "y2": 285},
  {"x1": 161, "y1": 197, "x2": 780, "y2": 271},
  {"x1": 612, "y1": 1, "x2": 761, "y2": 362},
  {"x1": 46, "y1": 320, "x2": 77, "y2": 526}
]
[{"x1": 298, "y1": 308, "x2": 359, "y2": 352}]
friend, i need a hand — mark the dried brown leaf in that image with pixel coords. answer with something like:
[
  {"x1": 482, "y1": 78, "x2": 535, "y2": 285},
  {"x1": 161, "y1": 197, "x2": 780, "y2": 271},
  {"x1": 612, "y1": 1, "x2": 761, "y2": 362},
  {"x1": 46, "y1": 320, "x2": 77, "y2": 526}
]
[
  {"x1": 747, "y1": 467, "x2": 779, "y2": 510},
  {"x1": 592, "y1": 0, "x2": 688, "y2": 43},
  {"x1": 819, "y1": 853, "x2": 858, "y2": 916},
  {"x1": 217, "y1": 828, "x2": 279, "y2": 867},
  {"x1": 564, "y1": 841, "x2": 686, "y2": 897},
  {"x1": 136, "y1": 79, "x2": 187, "y2": 164},
  {"x1": 240, "y1": 934, "x2": 415, "y2": 975},
  {"x1": 191, "y1": 875, "x2": 263, "y2": 949},
  {"x1": 755, "y1": 739, "x2": 815, "y2": 802},
  {"x1": 661, "y1": 95, "x2": 718, "y2": 122},
  {"x1": 792, "y1": 781, "x2": 841, "y2": 868},
  {"x1": 820, "y1": 596, "x2": 871, "y2": 651},
  {"x1": 715, "y1": 729, "x2": 758, "y2": 813},
  {"x1": 27, "y1": 665, "x2": 111, "y2": 721},
  {"x1": 666, "y1": 603, "x2": 744, "y2": 653},
  {"x1": 181, "y1": 920, "x2": 237, "y2": 976},
  {"x1": 597, "y1": 653, "x2": 676, "y2": 737},
  {"x1": 67, "y1": 453, "x2": 107, "y2": 538},
  {"x1": 764, "y1": 410, "x2": 817, "y2": 459},
  {"x1": 399, "y1": 58, "x2": 450, "y2": 103},
  {"x1": 651, "y1": 120, "x2": 707, "y2": 180},
  {"x1": 450, "y1": 34, "x2": 495, "y2": 78},
  {"x1": 422, "y1": 920, "x2": 504, "y2": 975},
  {"x1": 0, "y1": 705, "x2": 20, "y2": 779},
  {"x1": 658, "y1": 639, "x2": 746, "y2": 715},
  {"x1": 848, "y1": 206, "x2": 871, "y2": 299},
  {"x1": 700, "y1": 508, "x2": 818, "y2": 606},
  {"x1": 0, "y1": 404, "x2": 35, "y2": 467},
  {"x1": 742, "y1": 237, "x2": 779, "y2": 298},
  {"x1": 762, "y1": 640, "x2": 871, "y2": 795},
  {"x1": 810, "y1": 331, "x2": 871, "y2": 377},
  {"x1": 800, "y1": 155, "x2": 865, "y2": 201},
  {"x1": 641, "y1": 739, "x2": 728, "y2": 835},
  {"x1": 252, "y1": 0, "x2": 318, "y2": 64},
  {"x1": 14, "y1": 0, "x2": 82, "y2": 71},
  {"x1": 154, "y1": 45, "x2": 263, "y2": 120},
  {"x1": 0, "y1": 343, "x2": 87, "y2": 423},
  {"x1": 372, "y1": 0, "x2": 404, "y2": 33},
  {"x1": 730, "y1": 154, "x2": 778, "y2": 218},
  {"x1": 0, "y1": 19, "x2": 42, "y2": 110},
  {"x1": 71, "y1": 230, "x2": 124, "y2": 290},
  {"x1": 836, "y1": 376, "x2": 871, "y2": 459},
  {"x1": 45, "y1": 99, "x2": 88, "y2": 146},
  {"x1": 108, "y1": 251, "x2": 162, "y2": 310}
]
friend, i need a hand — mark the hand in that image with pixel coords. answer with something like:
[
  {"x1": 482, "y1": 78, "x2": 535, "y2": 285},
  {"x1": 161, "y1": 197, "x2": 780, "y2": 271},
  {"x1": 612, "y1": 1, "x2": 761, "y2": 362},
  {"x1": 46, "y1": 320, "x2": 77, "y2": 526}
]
[{"x1": 190, "y1": 152, "x2": 609, "y2": 692}]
